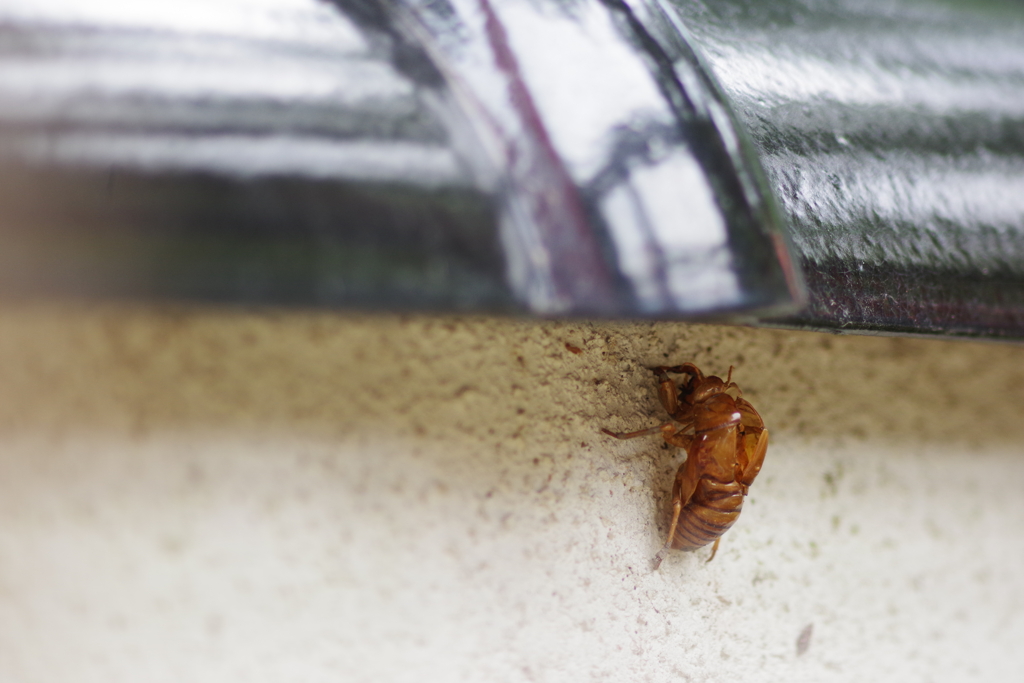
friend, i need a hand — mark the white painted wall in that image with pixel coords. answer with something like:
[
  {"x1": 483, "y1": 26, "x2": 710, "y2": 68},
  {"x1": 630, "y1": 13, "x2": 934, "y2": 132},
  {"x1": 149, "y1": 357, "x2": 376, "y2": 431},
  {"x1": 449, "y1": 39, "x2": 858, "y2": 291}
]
[{"x1": 1, "y1": 305, "x2": 1023, "y2": 682}]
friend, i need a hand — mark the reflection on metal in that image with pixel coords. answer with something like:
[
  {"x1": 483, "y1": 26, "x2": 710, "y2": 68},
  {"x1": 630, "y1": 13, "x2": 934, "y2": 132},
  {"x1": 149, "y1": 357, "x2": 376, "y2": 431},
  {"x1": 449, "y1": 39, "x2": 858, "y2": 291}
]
[
  {"x1": 0, "y1": 0, "x2": 511, "y2": 308},
  {"x1": 599, "y1": 147, "x2": 738, "y2": 311},
  {"x1": 401, "y1": 0, "x2": 802, "y2": 315},
  {"x1": 667, "y1": 0, "x2": 1024, "y2": 338},
  {"x1": 0, "y1": 0, "x2": 803, "y2": 318}
]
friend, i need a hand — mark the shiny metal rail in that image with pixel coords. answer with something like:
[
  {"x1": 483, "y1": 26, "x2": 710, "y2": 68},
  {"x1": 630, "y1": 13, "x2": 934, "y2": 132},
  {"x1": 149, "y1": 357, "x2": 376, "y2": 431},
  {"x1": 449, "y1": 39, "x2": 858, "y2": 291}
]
[
  {"x1": 1, "y1": 0, "x2": 1022, "y2": 338},
  {"x1": 0, "y1": 0, "x2": 801, "y2": 318},
  {"x1": 668, "y1": 0, "x2": 1024, "y2": 337},
  {"x1": 0, "y1": 0, "x2": 513, "y2": 310}
]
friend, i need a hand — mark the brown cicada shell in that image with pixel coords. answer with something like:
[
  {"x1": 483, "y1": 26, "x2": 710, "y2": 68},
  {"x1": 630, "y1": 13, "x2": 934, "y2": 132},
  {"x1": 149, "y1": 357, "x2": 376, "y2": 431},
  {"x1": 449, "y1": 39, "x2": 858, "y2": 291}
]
[{"x1": 602, "y1": 363, "x2": 768, "y2": 568}]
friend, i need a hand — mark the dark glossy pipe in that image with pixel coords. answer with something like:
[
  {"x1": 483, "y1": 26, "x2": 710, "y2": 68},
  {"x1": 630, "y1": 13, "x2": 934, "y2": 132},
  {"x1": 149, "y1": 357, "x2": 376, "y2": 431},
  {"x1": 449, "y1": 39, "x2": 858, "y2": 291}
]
[
  {"x1": 667, "y1": 0, "x2": 1024, "y2": 337},
  {"x1": 0, "y1": 0, "x2": 802, "y2": 318},
  {"x1": 2, "y1": 0, "x2": 1022, "y2": 338}
]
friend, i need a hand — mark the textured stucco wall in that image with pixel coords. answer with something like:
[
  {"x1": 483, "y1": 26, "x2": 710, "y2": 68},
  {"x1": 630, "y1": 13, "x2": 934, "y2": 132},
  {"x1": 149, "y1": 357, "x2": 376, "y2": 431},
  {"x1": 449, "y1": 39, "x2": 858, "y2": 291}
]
[{"x1": 2, "y1": 304, "x2": 1024, "y2": 682}]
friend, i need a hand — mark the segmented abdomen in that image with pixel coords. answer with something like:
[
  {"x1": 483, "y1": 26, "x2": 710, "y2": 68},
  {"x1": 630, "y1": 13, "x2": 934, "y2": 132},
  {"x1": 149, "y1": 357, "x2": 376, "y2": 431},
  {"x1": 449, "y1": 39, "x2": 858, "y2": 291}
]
[{"x1": 671, "y1": 479, "x2": 744, "y2": 550}]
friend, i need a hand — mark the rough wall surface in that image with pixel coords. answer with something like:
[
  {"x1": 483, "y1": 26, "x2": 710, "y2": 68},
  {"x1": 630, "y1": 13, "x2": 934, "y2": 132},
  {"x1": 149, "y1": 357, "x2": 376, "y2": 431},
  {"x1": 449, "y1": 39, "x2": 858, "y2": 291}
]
[{"x1": 1, "y1": 305, "x2": 1023, "y2": 682}]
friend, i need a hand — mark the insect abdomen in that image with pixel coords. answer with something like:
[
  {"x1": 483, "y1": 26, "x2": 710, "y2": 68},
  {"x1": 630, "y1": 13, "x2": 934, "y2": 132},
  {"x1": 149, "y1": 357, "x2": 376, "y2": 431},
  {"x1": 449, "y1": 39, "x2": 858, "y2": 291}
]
[{"x1": 672, "y1": 479, "x2": 744, "y2": 550}]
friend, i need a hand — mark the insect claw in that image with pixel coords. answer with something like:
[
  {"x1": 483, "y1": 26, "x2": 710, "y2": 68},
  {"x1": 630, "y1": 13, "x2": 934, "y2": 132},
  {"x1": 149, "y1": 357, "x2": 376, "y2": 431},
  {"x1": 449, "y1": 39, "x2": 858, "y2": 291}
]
[{"x1": 652, "y1": 551, "x2": 665, "y2": 571}]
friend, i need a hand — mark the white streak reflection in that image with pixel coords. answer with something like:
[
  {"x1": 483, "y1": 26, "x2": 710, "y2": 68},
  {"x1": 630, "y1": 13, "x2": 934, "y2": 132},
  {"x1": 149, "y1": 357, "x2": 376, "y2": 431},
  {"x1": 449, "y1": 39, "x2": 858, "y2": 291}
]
[
  {"x1": 0, "y1": 0, "x2": 365, "y2": 50},
  {"x1": 603, "y1": 149, "x2": 739, "y2": 311},
  {"x1": 11, "y1": 133, "x2": 468, "y2": 186},
  {"x1": 708, "y1": 42, "x2": 1024, "y2": 116}
]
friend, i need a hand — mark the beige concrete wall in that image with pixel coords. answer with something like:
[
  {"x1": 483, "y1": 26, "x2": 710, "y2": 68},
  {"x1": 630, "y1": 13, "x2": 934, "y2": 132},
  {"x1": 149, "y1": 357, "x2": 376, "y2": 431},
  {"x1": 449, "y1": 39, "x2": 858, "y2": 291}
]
[{"x1": 2, "y1": 304, "x2": 1024, "y2": 682}]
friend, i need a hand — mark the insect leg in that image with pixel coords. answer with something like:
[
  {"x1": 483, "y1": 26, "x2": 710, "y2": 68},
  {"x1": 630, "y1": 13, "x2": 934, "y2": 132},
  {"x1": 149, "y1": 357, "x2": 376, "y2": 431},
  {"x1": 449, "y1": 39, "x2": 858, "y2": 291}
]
[
  {"x1": 706, "y1": 537, "x2": 721, "y2": 563},
  {"x1": 600, "y1": 423, "x2": 671, "y2": 440},
  {"x1": 654, "y1": 363, "x2": 703, "y2": 380},
  {"x1": 661, "y1": 422, "x2": 694, "y2": 449},
  {"x1": 654, "y1": 370, "x2": 680, "y2": 415},
  {"x1": 654, "y1": 496, "x2": 683, "y2": 570}
]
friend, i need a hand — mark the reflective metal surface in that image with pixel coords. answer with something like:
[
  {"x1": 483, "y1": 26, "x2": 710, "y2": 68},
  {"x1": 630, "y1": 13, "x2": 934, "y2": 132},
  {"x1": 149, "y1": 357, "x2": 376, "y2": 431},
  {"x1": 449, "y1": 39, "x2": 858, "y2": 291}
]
[
  {"x1": 11, "y1": 0, "x2": 1021, "y2": 336},
  {"x1": 0, "y1": 0, "x2": 804, "y2": 318},
  {"x1": 401, "y1": 0, "x2": 803, "y2": 315},
  {"x1": 667, "y1": 0, "x2": 1024, "y2": 337},
  {"x1": 0, "y1": 0, "x2": 513, "y2": 309}
]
